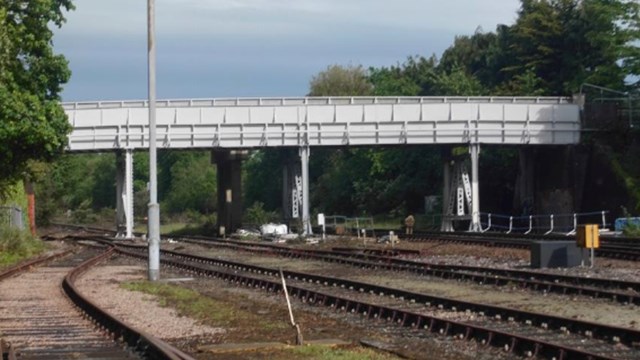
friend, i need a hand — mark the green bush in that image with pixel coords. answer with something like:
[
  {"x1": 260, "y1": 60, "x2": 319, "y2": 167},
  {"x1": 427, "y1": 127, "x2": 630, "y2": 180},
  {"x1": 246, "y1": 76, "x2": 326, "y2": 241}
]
[
  {"x1": 620, "y1": 207, "x2": 640, "y2": 237},
  {"x1": 0, "y1": 225, "x2": 45, "y2": 267},
  {"x1": 622, "y1": 221, "x2": 640, "y2": 237},
  {"x1": 245, "y1": 202, "x2": 279, "y2": 225}
]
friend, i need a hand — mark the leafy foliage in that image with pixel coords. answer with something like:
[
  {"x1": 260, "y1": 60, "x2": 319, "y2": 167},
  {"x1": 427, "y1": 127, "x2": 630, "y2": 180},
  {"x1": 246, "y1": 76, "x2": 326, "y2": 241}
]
[
  {"x1": 0, "y1": 225, "x2": 45, "y2": 267},
  {"x1": 163, "y1": 152, "x2": 216, "y2": 214},
  {"x1": 308, "y1": 64, "x2": 373, "y2": 96},
  {"x1": 0, "y1": 1, "x2": 74, "y2": 193}
]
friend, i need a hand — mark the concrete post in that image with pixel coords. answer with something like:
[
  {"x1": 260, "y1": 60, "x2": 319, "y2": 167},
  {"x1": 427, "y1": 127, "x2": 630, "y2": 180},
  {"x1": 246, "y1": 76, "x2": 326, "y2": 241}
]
[
  {"x1": 441, "y1": 159, "x2": 453, "y2": 232},
  {"x1": 116, "y1": 149, "x2": 135, "y2": 239},
  {"x1": 299, "y1": 146, "x2": 312, "y2": 235},
  {"x1": 469, "y1": 143, "x2": 481, "y2": 232},
  {"x1": 147, "y1": 0, "x2": 160, "y2": 281}
]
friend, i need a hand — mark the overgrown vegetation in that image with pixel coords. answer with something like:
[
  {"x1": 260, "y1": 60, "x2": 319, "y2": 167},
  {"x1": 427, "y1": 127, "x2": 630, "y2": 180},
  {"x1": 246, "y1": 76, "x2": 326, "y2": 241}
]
[
  {"x1": 286, "y1": 345, "x2": 395, "y2": 360},
  {"x1": 0, "y1": 225, "x2": 45, "y2": 267},
  {"x1": 121, "y1": 281, "x2": 285, "y2": 330},
  {"x1": 121, "y1": 281, "x2": 396, "y2": 360}
]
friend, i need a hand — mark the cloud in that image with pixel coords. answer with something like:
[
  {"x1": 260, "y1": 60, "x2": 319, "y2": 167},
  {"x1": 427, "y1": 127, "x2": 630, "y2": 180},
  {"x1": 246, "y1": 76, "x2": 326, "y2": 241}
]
[
  {"x1": 174, "y1": 0, "x2": 329, "y2": 13},
  {"x1": 55, "y1": 0, "x2": 522, "y2": 100},
  {"x1": 58, "y1": 0, "x2": 520, "y2": 37}
]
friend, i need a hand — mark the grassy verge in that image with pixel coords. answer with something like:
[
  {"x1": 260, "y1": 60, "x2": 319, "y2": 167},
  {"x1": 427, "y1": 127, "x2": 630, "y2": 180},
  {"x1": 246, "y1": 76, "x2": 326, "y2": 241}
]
[
  {"x1": 121, "y1": 281, "x2": 397, "y2": 360},
  {"x1": 0, "y1": 226, "x2": 46, "y2": 268},
  {"x1": 286, "y1": 344, "x2": 395, "y2": 360},
  {"x1": 121, "y1": 281, "x2": 285, "y2": 330}
]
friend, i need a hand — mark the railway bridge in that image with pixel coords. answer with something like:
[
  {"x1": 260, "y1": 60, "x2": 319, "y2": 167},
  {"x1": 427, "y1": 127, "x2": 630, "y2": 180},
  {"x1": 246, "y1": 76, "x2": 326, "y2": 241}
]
[{"x1": 63, "y1": 96, "x2": 581, "y2": 237}]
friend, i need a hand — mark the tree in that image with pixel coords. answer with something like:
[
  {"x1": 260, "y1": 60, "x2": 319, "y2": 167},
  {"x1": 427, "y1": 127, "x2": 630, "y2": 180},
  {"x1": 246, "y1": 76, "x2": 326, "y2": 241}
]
[
  {"x1": 163, "y1": 152, "x2": 216, "y2": 214},
  {"x1": 503, "y1": 0, "x2": 639, "y2": 94},
  {"x1": 0, "y1": 1, "x2": 74, "y2": 194},
  {"x1": 308, "y1": 64, "x2": 373, "y2": 96}
]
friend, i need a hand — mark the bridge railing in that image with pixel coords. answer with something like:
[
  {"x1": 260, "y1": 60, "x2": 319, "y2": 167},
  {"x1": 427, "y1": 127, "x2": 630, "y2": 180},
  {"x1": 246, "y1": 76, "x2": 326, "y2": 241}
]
[{"x1": 62, "y1": 96, "x2": 574, "y2": 110}]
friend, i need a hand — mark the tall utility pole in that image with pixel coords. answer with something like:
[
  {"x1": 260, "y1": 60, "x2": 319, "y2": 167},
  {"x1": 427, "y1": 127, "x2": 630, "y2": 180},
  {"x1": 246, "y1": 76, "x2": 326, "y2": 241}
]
[{"x1": 147, "y1": 0, "x2": 160, "y2": 281}]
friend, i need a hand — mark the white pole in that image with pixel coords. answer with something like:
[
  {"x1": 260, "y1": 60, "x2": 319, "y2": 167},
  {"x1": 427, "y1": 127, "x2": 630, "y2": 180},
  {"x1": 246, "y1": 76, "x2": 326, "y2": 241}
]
[
  {"x1": 300, "y1": 146, "x2": 312, "y2": 235},
  {"x1": 125, "y1": 149, "x2": 134, "y2": 239},
  {"x1": 470, "y1": 144, "x2": 481, "y2": 232},
  {"x1": 147, "y1": 0, "x2": 160, "y2": 281}
]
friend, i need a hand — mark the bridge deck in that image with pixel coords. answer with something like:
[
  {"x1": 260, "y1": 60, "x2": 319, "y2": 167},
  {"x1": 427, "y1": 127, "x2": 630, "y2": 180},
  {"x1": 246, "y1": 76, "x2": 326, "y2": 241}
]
[{"x1": 64, "y1": 97, "x2": 581, "y2": 151}]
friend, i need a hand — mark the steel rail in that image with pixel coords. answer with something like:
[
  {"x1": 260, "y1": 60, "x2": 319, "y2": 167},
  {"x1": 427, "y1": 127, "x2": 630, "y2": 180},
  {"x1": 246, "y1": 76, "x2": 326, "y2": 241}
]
[
  {"x1": 61, "y1": 246, "x2": 196, "y2": 360},
  {"x1": 114, "y1": 243, "x2": 640, "y2": 347},
  {"x1": 397, "y1": 232, "x2": 640, "y2": 261},
  {"x1": 48, "y1": 225, "x2": 640, "y2": 299},
  {"x1": 0, "y1": 250, "x2": 73, "y2": 281},
  {"x1": 114, "y1": 244, "x2": 636, "y2": 360},
  {"x1": 175, "y1": 235, "x2": 640, "y2": 303}
]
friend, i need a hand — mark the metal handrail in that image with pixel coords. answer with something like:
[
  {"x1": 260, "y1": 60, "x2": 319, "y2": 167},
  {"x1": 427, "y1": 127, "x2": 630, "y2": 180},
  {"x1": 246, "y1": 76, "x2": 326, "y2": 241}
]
[{"x1": 62, "y1": 96, "x2": 574, "y2": 110}]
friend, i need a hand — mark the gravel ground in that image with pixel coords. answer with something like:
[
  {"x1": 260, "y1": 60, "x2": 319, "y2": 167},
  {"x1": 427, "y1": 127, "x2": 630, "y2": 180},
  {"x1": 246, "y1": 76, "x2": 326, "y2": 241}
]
[
  {"x1": 75, "y1": 262, "x2": 225, "y2": 341},
  {"x1": 23, "y1": 233, "x2": 636, "y2": 360},
  {"x1": 82, "y1": 256, "x2": 511, "y2": 360},
  {"x1": 166, "y1": 241, "x2": 640, "y2": 330},
  {"x1": 306, "y1": 237, "x2": 640, "y2": 282}
]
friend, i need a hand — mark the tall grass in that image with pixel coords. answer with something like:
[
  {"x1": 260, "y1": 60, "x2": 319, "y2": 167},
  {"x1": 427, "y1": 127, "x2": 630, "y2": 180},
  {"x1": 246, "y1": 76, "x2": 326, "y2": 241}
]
[{"x1": 0, "y1": 225, "x2": 46, "y2": 267}]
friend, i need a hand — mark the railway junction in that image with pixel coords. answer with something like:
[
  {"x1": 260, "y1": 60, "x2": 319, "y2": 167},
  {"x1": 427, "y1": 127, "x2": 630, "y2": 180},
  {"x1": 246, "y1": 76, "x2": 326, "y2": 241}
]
[{"x1": 1, "y1": 224, "x2": 639, "y2": 360}]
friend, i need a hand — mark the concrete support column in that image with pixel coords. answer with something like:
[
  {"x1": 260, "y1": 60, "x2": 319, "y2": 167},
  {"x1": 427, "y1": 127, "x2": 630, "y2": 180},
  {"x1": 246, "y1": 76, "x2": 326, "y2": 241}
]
[
  {"x1": 282, "y1": 150, "x2": 302, "y2": 222},
  {"x1": 440, "y1": 148, "x2": 454, "y2": 232},
  {"x1": 299, "y1": 146, "x2": 312, "y2": 235},
  {"x1": 213, "y1": 150, "x2": 247, "y2": 236},
  {"x1": 469, "y1": 143, "x2": 481, "y2": 232},
  {"x1": 115, "y1": 149, "x2": 134, "y2": 239}
]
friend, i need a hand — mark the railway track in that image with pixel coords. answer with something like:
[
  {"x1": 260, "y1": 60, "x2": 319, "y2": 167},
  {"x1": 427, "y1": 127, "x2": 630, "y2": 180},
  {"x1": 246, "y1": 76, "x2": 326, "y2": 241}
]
[
  {"x1": 48, "y1": 225, "x2": 640, "y2": 305},
  {"x1": 0, "y1": 244, "x2": 195, "y2": 360},
  {"x1": 109, "y1": 242, "x2": 640, "y2": 360},
  {"x1": 49, "y1": 222, "x2": 640, "y2": 261},
  {"x1": 50, "y1": 225, "x2": 640, "y2": 305},
  {"x1": 398, "y1": 231, "x2": 640, "y2": 261},
  {"x1": 169, "y1": 235, "x2": 640, "y2": 306}
]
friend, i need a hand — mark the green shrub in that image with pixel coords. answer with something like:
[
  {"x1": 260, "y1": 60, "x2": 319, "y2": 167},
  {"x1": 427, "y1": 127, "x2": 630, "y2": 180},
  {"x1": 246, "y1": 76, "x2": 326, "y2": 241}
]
[
  {"x1": 622, "y1": 221, "x2": 640, "y2": 237},
  {"x1": 245, "y1": 202, "x2": 279, "y2": 225},
  {"x1": 0, "y1": 225, "x2": 46, "y2": 267}
]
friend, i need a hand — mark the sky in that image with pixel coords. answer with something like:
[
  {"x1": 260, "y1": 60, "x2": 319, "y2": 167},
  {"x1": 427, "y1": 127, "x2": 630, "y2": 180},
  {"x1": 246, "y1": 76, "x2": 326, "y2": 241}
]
[{"x1": 54, "y1": 0, "x2": 521, "y2": 102}]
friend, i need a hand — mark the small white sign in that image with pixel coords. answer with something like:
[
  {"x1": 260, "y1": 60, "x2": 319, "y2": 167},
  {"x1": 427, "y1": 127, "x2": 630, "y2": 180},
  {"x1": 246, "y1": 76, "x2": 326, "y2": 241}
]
[{"x1": 317, "y1": 213, "x2": 325, "y2": 226}]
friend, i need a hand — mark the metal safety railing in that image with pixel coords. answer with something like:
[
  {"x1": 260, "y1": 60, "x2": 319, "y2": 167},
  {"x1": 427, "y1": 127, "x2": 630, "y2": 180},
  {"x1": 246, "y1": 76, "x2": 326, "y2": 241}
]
[{"x1": 479, "y1": 211, "x2": 609, "y2": 235}]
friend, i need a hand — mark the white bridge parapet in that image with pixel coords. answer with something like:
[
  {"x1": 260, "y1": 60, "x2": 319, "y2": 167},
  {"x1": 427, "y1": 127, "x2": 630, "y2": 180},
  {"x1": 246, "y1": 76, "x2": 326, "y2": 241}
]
[{"x1": 64, "y1": 96, "x2": 581, "y2": 151}]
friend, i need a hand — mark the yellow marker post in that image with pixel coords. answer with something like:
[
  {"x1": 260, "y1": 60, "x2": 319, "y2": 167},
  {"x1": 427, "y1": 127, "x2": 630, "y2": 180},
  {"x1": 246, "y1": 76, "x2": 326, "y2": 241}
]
[{"x1": 577, "y1": 224, "x2": 599, "y2": 267}]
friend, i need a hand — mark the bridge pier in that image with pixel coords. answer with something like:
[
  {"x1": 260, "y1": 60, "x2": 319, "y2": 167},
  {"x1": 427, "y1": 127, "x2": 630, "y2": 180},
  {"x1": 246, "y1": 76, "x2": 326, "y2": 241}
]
[
  {"x1": 299, "y1": 146, "x2": 312, "y2": 235},
  {"x1": 212, "y1": 150, "x2": 248, "y2": 236},
  {"x1": 440, "y1": 145, "x2": 481, "y2": 232},
  {"x1": 282, "y1": 150, "x2": 302, "y2": 223},
  {"x1": 441, "y1": 148, "x2": 454, "y2": 232},
  {"x1": 115, "y1": 149, "x2": 134, "y2": 239},
  {"x1": 281, "y1": 147, "x2": 311, "y2": 235},
  {"x1": 469, "y1": 143, "x2": 481, "y2": 232}
]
